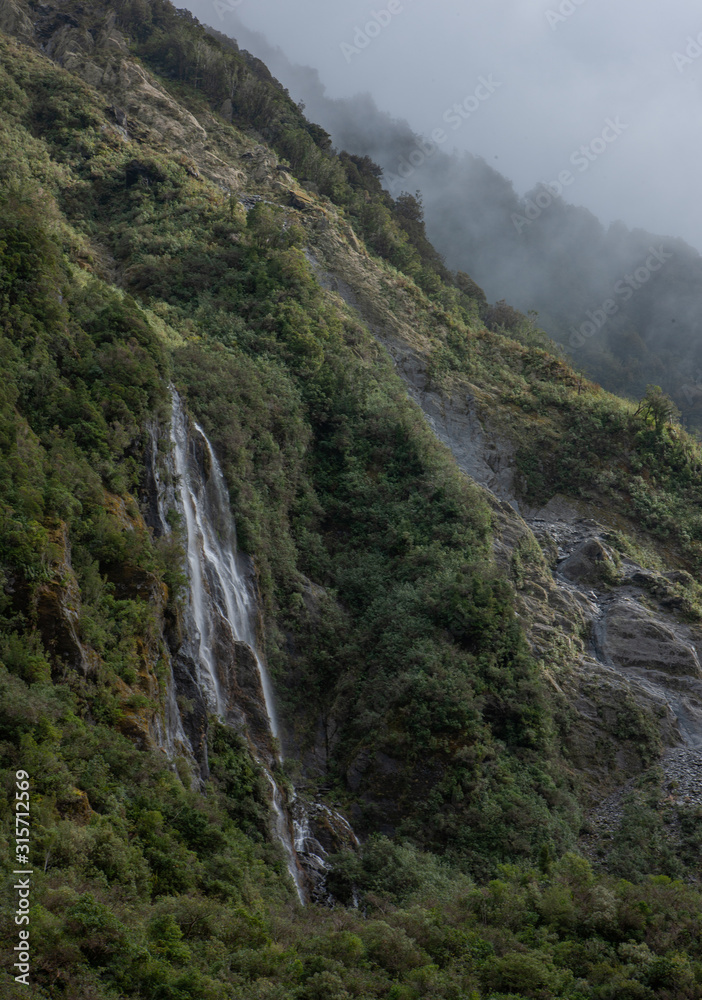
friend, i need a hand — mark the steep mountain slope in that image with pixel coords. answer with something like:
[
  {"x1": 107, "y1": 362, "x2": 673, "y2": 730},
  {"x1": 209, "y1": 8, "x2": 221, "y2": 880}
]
[
  {"x1": 302, "y1": 196, "x2": 702, "y2": 843},
  {"x1": 216, "y1": 20, "x2": 702, "y2": 428},
  {"x1": 2, "y1": 3, "x2": 702, "y2": 998},
  {"x1": 0, "y1": 0, "x2": 579, "y2": 864}
]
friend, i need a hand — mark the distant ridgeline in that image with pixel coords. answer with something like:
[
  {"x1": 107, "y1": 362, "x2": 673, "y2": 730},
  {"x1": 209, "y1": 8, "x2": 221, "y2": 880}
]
[{"x1": 4, "y1": 2, "x2": 702, "y2": 998}]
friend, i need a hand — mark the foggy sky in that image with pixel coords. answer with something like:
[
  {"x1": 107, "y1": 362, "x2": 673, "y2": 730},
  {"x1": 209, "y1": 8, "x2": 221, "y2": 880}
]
[{"x1": 184, "y1": 0, "x2": 702, "y2": 254}]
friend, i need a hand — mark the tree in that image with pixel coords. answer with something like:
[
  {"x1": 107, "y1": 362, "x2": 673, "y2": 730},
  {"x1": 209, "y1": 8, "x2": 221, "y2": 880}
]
[
  {"x1": 635, "y1": 384, "x2": 680, "y2": 431},
  {"x1": 484, "y1": 299, "x2": 526, "y2": 334}
]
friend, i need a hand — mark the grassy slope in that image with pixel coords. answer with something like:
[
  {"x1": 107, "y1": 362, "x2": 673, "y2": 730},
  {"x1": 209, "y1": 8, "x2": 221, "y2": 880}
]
[{"x1": 1, "y1": 6, "x2": 702, "y2": 998}]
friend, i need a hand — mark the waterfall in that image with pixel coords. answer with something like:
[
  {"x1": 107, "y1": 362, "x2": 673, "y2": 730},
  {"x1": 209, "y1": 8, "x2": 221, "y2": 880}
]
[
  {"x1": 147, "y1": 390, "x2": 359, "y2": 905},
  {"x1": 150, "y1": 671, "x2": 192, "y2": 763},
  {"x1": 166, "y1": 390, "x2": 305, "y2": 902},
  {"x1": 170, "y1": 397, "x2": 280, "y2": 736},
  {"x1": 268, "y1": 775, "x2": 307, "y2": 902}
]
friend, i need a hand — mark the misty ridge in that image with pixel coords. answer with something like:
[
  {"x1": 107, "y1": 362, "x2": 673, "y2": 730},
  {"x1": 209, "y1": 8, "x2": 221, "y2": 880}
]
[{"x1": 209, "y1": 14, "x2": 702, "y2": 426}]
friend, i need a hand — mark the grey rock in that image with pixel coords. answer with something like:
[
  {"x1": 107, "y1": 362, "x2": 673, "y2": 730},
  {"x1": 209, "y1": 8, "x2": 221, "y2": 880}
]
[
  {"x1": 0, "y1": 0, "x2": 33, "y2": 40},
  {"x1": 559, "y1": 537, "x2": 617, "y2": 584},
  {"x1": 601, "y1": 597, "x2": 702, "y2": 679}
]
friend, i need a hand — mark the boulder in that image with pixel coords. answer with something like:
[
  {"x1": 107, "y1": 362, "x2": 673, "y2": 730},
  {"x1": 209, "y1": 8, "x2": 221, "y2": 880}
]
[
  {"x1": 290, "y1": 190, "x2": 315, "y2": 211},
  {"x1": 559, "y1": 537, "x2": 617, "y2": 585}
]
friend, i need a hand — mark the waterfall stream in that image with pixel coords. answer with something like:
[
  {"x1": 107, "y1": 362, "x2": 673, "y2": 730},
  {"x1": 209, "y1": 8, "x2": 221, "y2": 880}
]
[
  {"x1": 145, "y1": 424, "x2": 192, "y2": 762},
  {"x1": 147, "y1": 390, "x2": 358, "y2": 904},
  {"x1": 165, "y1": 391, "x2": 305, "y2": 901},
  {"x1": 170, "y1": 394, "x2": 281, "y2": 728}
]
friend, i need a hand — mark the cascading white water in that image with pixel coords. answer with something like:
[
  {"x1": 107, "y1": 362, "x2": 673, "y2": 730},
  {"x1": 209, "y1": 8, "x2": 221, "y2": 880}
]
[
  {"x1": 170, "y1": 394, "x2": 281, "y2": 731},
  {"x1": 151, "y1": 675, "x2": 192, "y2": 763},
  {"x1": 267, "y1": 775, "x2": 307, "y2": 902},
  {"x1": 146, "y1": 424, "x2": 193, "y2": 763},
  {"x1": 148, "y1": 422, "x2": 173, "y2": 539},
  {"x1": 168, "y1": 390, "x2": 304, "y2": 902}
]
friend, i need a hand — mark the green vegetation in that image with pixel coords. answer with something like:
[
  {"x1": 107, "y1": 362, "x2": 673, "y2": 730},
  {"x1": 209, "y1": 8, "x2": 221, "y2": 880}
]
[
  {"x1": 2, "y1": 3, "x2": 702, "y2": 997},
  {"x1": 0, "y1": 19, "x2": 577, "y2": 872},
  {"x1": 419, "y1": 306, "x2": 702, "y2": 573}
]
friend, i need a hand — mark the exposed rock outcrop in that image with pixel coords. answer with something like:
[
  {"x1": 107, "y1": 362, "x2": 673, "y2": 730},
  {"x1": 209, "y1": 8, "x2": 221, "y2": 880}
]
[
  {"x1": 599, "y1": 597, "x2": 702, "y2": 680},
  {"x1": 559, "y1": 537, "x2": 618, "y2": 585},
  {"x1": 0, "y1": 0, "x2": 32, "y2": 41},
  {"x1": 302, "y1": 221, "x2": 702, "y2": 813}
]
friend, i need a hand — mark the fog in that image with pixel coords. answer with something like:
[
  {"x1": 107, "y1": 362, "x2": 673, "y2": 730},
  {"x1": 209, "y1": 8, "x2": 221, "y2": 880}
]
[
  {"x1": 186, "y1": 0, "x2": 702, "y2": 252},
  {"x1": 180, "y1": 0, "x2": 702, "y2": 420}
]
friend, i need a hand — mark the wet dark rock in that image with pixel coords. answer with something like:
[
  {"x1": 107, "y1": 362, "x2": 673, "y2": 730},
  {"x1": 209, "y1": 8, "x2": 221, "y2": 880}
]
[
  {"x1": 224, "y1": 638, "x2": 279, "y2": 765},
  {"x1": 171, "y1": 650, "x2": 210, "y2": 778},
  {"x1": 559, "y1": 537, "x2": 617, "y2": 585},
  {"x1": 35, "y1": 579, "x2": 90, "y2": 675},
  {"x1": 293, "y1": 798, "x2": 359, "y2": 905},
  {"x1": 346, "y1": 749, "x2": 371, "y2": 792},
  {"x1": 140, "y1": 428, "x2": 167, "y2": 538},
  {"x1": 31, "y1": 525, "x2": 98, "y2": 678}
]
